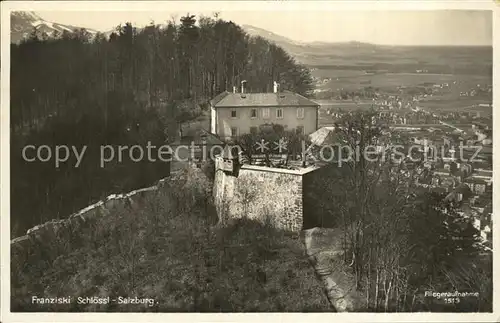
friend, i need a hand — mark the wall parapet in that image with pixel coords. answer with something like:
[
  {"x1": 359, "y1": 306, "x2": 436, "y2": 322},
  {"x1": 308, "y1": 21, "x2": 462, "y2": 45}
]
[
  {"x1": 10, "y1": 176, "x2": 171, "y2": 251},
  {"x1": 240, "y1": 163, "x2": 321, "y2": 175}
]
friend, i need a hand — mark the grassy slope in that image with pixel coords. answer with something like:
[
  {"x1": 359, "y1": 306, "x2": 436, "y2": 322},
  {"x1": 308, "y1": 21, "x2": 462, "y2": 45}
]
[{"x1": 11, "y1": 168, "x2": 332, "y2": 312}]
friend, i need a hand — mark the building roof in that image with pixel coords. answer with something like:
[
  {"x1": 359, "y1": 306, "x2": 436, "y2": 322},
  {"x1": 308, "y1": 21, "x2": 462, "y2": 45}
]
[
  {"x1": 196, "y1": 128, "x2": 225, "y2": 146},
  {"x1": 456, "y1": 183, "x2": 473, "y2": 195},
  {"x1": 434, "y1": 168, "x2": 450, "y2": 175},
  {"x1": 472, "y1": 197, "x2": 491, "y2": 209},
  {"x1": 472, "y1": 170, "x2": 493, "y2": 178},
  {"x1": 430, "y1": 186, "x2": 447, "y2": 194},
  {"x1": 309, "y1": 127, "x2": 344, "y2": 146},
  {"x1": 464, "y1": 177, "x2": 488, "y2": 185},
  {"x1": 211, "y1": 90, "x2": 319, "y2": 108},
  {"x1": 180, "y1": 128, "x2": 224, "y2": 146}
]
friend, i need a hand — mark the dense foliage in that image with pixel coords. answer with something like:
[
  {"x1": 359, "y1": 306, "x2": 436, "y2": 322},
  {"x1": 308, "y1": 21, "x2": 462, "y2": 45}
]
[
  {"x1": 11, "y1": 15, "x2": 314, "y2": 132},
  {"x1": 10, "y1": 14, "x2": 314, "y2": 236}
]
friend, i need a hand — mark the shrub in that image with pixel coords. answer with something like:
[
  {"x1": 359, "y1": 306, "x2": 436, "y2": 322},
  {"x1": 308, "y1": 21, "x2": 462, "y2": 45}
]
[{"x1": 200, "y1": 159, "x2": 216, "y2": 182}]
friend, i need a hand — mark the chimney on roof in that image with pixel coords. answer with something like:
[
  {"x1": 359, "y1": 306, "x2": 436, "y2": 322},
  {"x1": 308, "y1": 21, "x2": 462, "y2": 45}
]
[
  {"x1": 233, "y1": 86, "x2": 237, "y2": 93},
  {"x1": 241, "y1": 80, "x2": 247, "y2": 94},
  {"x1": 273, "y1": 81, "x2": 280, "y2": 93}
]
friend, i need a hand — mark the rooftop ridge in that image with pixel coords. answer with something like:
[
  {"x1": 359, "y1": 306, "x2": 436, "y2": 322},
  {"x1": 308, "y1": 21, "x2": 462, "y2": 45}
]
[
  {"x1": 285, "y1": 90, "x2": 319, "y2": 106},
  {"x1": 212, "y1": 90, "x2": 319, "y2": 108},
  {"x1": 210, "y1": 91, "x2": 230, "y2": 106}
]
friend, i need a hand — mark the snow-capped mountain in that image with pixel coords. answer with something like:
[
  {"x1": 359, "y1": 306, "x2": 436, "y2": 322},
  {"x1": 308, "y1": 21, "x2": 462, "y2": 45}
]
[{"x1": 11, "y1": 11, "x2": 98, "y2": 43}]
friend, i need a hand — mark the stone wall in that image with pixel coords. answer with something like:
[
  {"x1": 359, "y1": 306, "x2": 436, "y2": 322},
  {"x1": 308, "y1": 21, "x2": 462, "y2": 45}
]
[
  {"x1": 214, "y1": 157, "x2": 323, "y2": 232},
  {"x1": 10, "y1": 176, "x2": 171, "y2": 275}
]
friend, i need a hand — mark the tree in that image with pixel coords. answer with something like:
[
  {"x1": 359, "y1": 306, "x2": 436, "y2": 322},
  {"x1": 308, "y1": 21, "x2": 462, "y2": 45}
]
[
  {"x1": 178, "y1": 14, "x2": 200, "y2": 99},
  {"x1": 10, "y1": 15, "x2": 318, "y2": 239},
  {"x1": 320, "y1": 111, "x2": 487, "y2": 311},
  {"x1": 173, "y1": 100, "x2": 203, "y2": 139}
]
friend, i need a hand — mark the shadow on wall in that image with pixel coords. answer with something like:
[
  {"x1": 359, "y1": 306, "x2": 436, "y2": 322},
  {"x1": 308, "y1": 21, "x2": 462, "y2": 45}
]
[{"x1": 302, "y1": 163, "x2": 344, "y2": 230}]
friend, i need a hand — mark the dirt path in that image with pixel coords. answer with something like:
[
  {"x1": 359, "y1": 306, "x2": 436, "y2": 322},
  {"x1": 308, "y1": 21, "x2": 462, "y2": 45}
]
[{"x1": 302, "y1": 227, "x2": 365, "y2": 312}]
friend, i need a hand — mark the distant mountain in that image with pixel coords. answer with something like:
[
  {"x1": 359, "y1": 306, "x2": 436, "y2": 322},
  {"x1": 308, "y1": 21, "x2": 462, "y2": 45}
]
[
  {"x1": 243, "y1": 25, "x2": 378, "y2": 49},
  {"x1": 241, "y1": 24, "x2": 380, "y2": 64},
  {"x1": 242, "y1": 24, "x2": 314, "y2": 60},
  {"x1": 11, "y1": 11, "x2": 98, "y2": 43},
  {"x1": 242, "y1": 24, "x2": 305, "y2": 46},
  {"x1": 309, "y1": 40, "x2": 378, "y2": 48}
]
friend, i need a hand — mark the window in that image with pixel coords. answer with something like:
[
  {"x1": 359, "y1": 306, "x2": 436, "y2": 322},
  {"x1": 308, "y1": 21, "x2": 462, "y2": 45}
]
[
  {"x1": 262, "y1": 108, "x2": 270, "y2": 119},
  {"x1": 276, "y1": 108, "x2": 283, "y2": 119},
  {"x1": 296, "y1": 126, "x2": 304, "y2": 135},
  {"x1": 250, "y1": 127, "x2": 258, "y2": 135},
  {"x1": 297, "y1": 107, "x2": 304, "y2": 119},
  {"x1": 231, "y1": 127, "x2": 238, "y2": 137},
  {"x1": 231, "y1": 110, "x2": 237, "y2": 118},
  {"x1": 250, "y1": 108, "x2": 257, "y2": 119}
]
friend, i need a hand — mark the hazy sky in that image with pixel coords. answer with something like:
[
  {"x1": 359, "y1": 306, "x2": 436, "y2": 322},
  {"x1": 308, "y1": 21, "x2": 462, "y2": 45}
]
[{"x1": 36, "y1": 10, "x2": 492, "y2": 46}]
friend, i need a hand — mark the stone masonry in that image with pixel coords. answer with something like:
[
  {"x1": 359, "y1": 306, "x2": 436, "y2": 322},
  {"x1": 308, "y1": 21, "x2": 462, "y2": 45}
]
[{"x1": 214, "y1": 156, "x2": 328, "y2": 232}]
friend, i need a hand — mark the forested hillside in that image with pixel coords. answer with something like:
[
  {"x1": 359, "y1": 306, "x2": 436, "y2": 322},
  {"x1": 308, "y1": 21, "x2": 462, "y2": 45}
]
[{"x1": 10, "y1": 14, "x2": 314, "y2": 237}]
